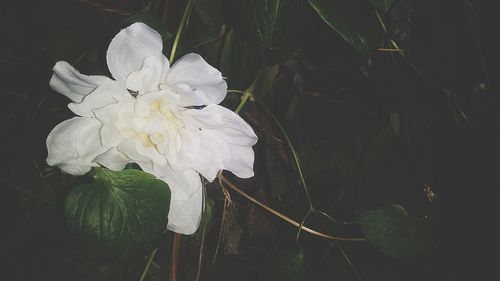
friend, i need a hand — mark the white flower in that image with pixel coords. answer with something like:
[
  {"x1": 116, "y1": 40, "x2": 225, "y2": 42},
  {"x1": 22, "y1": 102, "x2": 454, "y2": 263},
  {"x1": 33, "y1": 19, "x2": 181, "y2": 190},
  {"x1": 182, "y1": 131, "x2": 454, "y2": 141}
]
[{"x1": 46, "y1": 22, "x2": 257, "y2": 235}]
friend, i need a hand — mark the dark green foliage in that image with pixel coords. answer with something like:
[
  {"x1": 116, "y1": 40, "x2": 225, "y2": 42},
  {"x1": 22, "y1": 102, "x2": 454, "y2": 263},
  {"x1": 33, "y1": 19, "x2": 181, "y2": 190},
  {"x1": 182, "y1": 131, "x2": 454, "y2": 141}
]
[
  {"x1": 307, "y1": 0, "x2": 382, "y2": 55},
  {"x1": 225, "y1": 0, "x2": 310, "y2": 52},
  {"x1": 360, "y1": 205, "x2": 433, "y2": 257},
  {"x1": 248, "y1": 65, "x2": 279, "y2": 98},
  {"x1": 221, "y1": 27, "x2": 263, "y2": 89},
  {"x1": 65, "y1": 168, "x2": 171, "y2": 260},
  {"x1": 256, "y1": 249, "x2": 306, "y2": 281}
]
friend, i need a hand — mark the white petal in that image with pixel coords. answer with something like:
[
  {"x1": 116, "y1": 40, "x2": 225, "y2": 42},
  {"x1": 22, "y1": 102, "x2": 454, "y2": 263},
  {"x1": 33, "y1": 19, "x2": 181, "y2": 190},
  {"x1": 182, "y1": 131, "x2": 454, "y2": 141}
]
[
  {"x1": 185, "y1": 104, "x2": 258, "y2": 146},
  {"x1": 188, "y1": 130, "x2": 230, "y2": 181},
  {"x1": 126, "y1": 53, "x2": 170, "y2": 93},
  {"x1": 153, "y1": 164, "x2": 200, "y2": 201},
  {"x1": 225, "y1": 144, "x2": 255, "y2": 178},
  {"x1": 134, "y1": 90, "x2": 180, "y2": 118},
  {"x1": 135, "y1": 138, "x2": 167, "y2": 166},
  {"x1": 46, "y1": 117, "x2": 107, "y2": 175},
  {"x1": 117, "y1": 138, "x2": 153, "y2": 163},
  {"x1": 167, "y1": 53, "x2": 227, "y2": 106},
  {"x1": 183, "y1": 105, "x2": 257, "y2": 180},
  {"x1": 117, "y1": 138, "x2": 166, "y2": 167},
  {"x1": 94, "y1": 148, "x2": 130, "y2": 171},
  {"x1": 164, "y1": 169, "x2": 203, "y2": 235},
  {"x1": 106, "y1": 22, "x2": 163, "y2": 85},
  {"x1": 50, "y1": 61, "x2": 109, "y2": 102},
  {"x1": 94, "y1": 104, "x2": 123, "y2": 147},
  {"x1": 68, "y1": 80, "x2": 131, "y2": 117}
]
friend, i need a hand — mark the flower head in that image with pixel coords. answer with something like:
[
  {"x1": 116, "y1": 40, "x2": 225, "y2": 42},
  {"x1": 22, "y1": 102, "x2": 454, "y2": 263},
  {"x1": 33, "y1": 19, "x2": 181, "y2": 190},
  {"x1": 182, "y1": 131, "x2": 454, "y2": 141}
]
[{"x1": 46, "y1": 23, "x2": 257, "y2": 234}]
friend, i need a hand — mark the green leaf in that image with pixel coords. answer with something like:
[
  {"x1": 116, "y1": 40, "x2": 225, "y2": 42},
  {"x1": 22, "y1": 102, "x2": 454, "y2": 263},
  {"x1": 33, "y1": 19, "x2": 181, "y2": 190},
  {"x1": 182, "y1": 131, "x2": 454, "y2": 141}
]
[
  {"x1": 368, "y1": 0, "x2": 396, "y2": 14},
  {"x1": 247, "y1": 65, "x2": 279, "y2": 98},
  {"x1": 359, "y1": 205, "x2": 433, "y2": 258},
  {"x1": 221, "y1": 28, "x2": 262, "y2": 90},
  {"x1": 307, "y1": 0, "x2": 382, "y2": 55},
  {"x1": 256, "y1": 249, "x2": 305, "y2": 281},
  {"x1": 65, "y1": 168, "x2": 170, "y2": 261},
  {"x1": 226, "y1": 0, "x2": 309, "y2": 51}
]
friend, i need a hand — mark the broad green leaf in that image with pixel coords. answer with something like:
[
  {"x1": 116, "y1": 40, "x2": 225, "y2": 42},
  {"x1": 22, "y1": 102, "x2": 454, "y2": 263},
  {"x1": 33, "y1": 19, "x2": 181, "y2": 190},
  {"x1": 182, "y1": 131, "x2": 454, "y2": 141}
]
[
  {"x1": 256, "y1": 249, "x2": 305, "y2": 281},
  {"x1": 247, "y1": 65, "x2": 279, "y2": 98},
  {"x1": 65, "y1": 168, "x2": 170, "y2": 261},
  {"x1": 360, "y1": 205, "x2": 433, "y2": 257},
  {"x1": 307, "y1": 0, "x2": 382, "y2": 55},
  {"x1": 368, "y1": 0, "x2": 396, "y2": 14}
]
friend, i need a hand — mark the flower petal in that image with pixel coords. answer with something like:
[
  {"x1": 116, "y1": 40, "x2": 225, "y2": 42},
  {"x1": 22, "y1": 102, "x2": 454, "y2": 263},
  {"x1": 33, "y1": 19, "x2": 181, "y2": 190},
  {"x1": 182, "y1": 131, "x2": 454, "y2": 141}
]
[
  {"x1": 164, "y1": 169, "x2": 203, "y2": 235},
  {"x1": 46, "y1": 117, "x2": 107, "y2": 175},
  {"x1": 134, "y1": 90, "x2": 180, "y2": 118},
  {"x1": 94, "y1": 147, "x2": 130, "y2": 171},
  {"x1": 185, "y1": 104, "x2": 258, "y2": 146},
  {"x1": 126, "y1": 53, "x2": 170, "y2": 93},
  {"x1": 68, "y1": 80, "x2": 131, "y2": 117},
  {"x1": 187, "y1": 129, "x2": 231, "y2": 181},
  {"x1": 50, "y1": 61, "x2": 109, "y2": 102},
  {"x1": 116, "y1": 138, "x2": 166, "y2": 167},
  {"x1": 106, "y1": 22, "x2": 163, "y2": 85},
  {"x1": 183, "y1": 104, "x2": 258, "y2": 180},
  {"x1": 153, "y1": 164, "x2": 200, "y2": 201},
  {"x1": 166, "y1": 53, "x2": 227, "y2": 106},
  {"x1": 94, "y1": 104, "x2": 124, "y2": 147}
]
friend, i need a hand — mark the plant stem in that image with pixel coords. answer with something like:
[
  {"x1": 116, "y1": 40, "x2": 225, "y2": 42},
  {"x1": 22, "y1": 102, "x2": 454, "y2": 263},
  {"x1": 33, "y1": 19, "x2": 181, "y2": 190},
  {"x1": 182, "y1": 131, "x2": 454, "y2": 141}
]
[
  {"x1": 78, "y1": 0, "x2": 134, "y2": 15},
  {"x1": 138, "y1": 248, "x2": 158, "y2": 281},
  {"x1": 227, "y1": 89, "x2": 244, "y2": 94},
  {"x1": 195, "y1": 219, "x2": 208, "y2": 281},
  {"x1": 169, "y1": 0, "x2": 197, "y2": 62},
  {"x1": 219, "y1": 174, "x2": 365, "y2": 242},
  {"x1": 254, "y1": 97, "x2": 314, "y2": 208},
  {"x1": 169, "y1": 233, "x2": 181, "y2": 281},
  {"x1": 234, "y1": 90, "x2": 251, "y2": 114}
]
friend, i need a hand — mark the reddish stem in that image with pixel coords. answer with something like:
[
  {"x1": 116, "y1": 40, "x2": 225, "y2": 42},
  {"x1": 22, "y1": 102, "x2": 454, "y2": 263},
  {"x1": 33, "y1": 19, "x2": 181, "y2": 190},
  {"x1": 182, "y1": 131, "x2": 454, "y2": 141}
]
[{"x1": 169, "y1": 233, "x2": 181, "y2": 281}]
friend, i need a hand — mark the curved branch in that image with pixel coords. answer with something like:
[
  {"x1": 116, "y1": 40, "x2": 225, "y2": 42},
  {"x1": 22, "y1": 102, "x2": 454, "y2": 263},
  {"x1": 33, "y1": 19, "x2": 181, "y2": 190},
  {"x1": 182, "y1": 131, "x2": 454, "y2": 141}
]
[{"x1": 218, "y1": 174, "x2": 365, "y2": 242}]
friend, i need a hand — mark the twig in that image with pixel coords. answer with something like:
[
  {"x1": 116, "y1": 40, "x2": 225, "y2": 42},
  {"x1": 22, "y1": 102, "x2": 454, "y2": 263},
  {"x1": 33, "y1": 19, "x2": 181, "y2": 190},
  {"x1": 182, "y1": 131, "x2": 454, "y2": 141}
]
[
  {"x1": 212, "y1": 174, "x2": 231, "y2": 264},
  {"x1": 218, "y1": 174, "x2": 365, "y2": 242},
  {"x1": 377, "y1": 48, "x2": 405, "y2": 52},
  {"x1": 254, "y1": 97, "x2": 315, "y2": 209},
  {"x1": 78, "y1": 0, "x2": 134, "y2": 15},
  {"x1": 195, "y1": 219, "x2": 208, "y2": 281}
]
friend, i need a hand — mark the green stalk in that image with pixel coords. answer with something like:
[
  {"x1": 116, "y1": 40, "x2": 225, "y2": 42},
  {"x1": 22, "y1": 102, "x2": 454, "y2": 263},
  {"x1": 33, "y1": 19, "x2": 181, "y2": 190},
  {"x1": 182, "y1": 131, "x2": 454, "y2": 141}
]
[
  {"x1": 138, "y1": 248, "x2": 158, "y2": 281},
  {"x1": 169, "y1": 0, "x2": 197, "y2": 62},
  {"x1": 234, "y1": 90, "x2": 251, "y2": 114}
]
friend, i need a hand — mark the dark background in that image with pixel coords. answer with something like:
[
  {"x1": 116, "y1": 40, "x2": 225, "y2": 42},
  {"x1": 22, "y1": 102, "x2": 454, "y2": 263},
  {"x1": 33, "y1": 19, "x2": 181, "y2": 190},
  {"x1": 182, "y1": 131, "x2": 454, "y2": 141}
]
[{"x1": 1, "y1": 0, "x2": 499, "y2": 280}]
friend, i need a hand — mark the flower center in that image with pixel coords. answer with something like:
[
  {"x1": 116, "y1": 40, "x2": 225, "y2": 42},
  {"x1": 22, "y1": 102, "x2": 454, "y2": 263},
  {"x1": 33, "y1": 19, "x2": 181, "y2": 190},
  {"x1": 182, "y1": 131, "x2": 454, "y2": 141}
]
[{"x1": 117, "y1": 97, "x2": 186, "y2": 155}]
